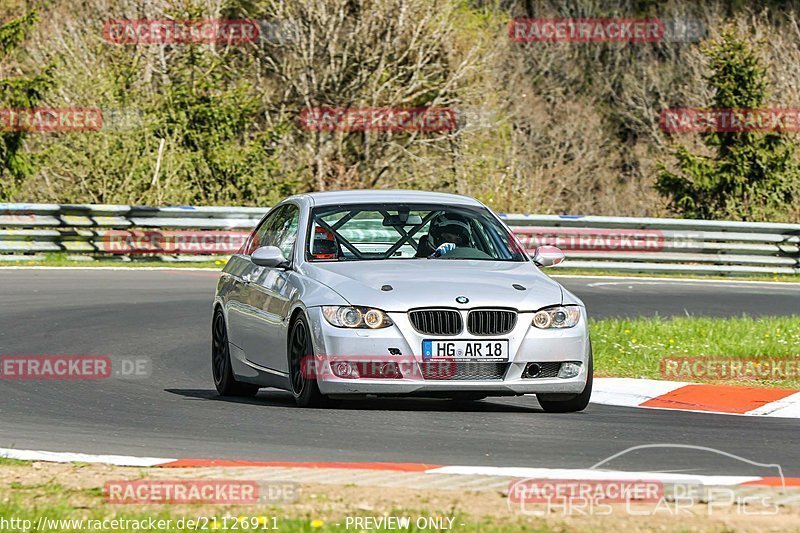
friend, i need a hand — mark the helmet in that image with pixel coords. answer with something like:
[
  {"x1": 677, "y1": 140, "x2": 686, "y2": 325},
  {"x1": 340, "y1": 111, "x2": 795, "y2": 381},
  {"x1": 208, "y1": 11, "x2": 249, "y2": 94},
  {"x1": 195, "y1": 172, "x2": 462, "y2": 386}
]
[{"x1": 429, "y1": 212, "x2": 471, "y2": 246}]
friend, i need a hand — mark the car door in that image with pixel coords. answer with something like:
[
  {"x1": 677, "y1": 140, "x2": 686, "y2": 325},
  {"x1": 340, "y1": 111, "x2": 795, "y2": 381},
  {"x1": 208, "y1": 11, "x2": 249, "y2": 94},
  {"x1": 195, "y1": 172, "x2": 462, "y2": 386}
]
[
  {"x1": 237, "y1": 204, "x2": 300, "y2": 372},
  {"x1": 225, "y1": 206, "x2": 285, "y2": 355}
]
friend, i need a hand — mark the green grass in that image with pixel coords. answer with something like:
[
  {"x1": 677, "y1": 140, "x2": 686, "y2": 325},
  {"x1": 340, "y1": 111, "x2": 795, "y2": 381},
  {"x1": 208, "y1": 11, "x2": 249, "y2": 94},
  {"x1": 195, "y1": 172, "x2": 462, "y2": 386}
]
[
  {"x1": 0, "y1": 457, "x2": 30, "y2": 466},
  {"x1": 0, "y1": 486, "x2": 554, "y2": 532},
  {"x1": 0, "y1": 457, "x2": 98, "y2": 468},
  {"x1": 592, "y1": 316, "x2": 800, "y2": 388}
]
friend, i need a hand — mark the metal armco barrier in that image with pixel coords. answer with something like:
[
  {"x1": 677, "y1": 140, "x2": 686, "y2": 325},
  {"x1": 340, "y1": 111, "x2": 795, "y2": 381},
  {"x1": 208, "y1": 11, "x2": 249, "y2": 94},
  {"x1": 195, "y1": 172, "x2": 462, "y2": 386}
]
[{"x1": 0, "y1": 203, "x2": 798, "y2": 274}]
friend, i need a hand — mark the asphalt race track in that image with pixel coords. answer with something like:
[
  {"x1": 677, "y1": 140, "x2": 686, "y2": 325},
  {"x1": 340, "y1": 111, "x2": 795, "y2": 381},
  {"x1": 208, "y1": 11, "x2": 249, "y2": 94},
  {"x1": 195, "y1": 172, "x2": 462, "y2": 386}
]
[{"x1": 1, "y1": 269, "x2": 798, "y2": 477}]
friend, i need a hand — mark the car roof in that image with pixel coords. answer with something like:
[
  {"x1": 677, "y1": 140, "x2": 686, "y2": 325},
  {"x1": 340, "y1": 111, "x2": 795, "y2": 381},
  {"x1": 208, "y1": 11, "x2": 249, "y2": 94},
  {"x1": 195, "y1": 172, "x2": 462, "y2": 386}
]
[{"x1": 289, "y1": 189, "x2": 484, "y2": 207}]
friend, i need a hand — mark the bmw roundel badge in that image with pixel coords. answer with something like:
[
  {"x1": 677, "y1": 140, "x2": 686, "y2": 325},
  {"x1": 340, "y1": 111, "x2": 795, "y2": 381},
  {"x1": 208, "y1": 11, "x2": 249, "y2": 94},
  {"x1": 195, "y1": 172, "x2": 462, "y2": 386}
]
[{"x1": 456, "y1": 296, "x2": 469, "y2": 304}]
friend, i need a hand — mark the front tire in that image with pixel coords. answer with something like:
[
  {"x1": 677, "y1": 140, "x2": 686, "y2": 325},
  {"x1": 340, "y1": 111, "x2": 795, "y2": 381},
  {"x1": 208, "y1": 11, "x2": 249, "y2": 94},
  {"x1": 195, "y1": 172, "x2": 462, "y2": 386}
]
[
  {"x1": 537, "y1": 353, "x2": 593, "y2": 413},
  {"x1": 288, "y1": 314, "x2": 330, "y2": 407},
  {"x1": 212, "y1": 308, "x2": 259, "y2": 397}
]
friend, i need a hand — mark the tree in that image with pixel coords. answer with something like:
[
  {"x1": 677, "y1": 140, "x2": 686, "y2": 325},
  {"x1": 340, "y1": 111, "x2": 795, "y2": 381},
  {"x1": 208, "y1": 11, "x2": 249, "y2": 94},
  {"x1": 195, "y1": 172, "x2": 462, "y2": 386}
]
[
  {"x1": 657, "y1": 27, "x2": 799, "y2": 221},
  {"x1": 0, "y1": 10, "x2": 54, "y2": 200},
  {"x1": 256, "y1": 0, "x2": 490, "y2": 192}
]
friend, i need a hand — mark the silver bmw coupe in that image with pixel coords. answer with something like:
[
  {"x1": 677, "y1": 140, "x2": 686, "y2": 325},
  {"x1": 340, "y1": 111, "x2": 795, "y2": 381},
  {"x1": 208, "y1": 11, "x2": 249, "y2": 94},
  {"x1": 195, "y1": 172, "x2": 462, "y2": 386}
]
[{"x1": 212, "y1": 190, "x2": 592, "y2": 412}]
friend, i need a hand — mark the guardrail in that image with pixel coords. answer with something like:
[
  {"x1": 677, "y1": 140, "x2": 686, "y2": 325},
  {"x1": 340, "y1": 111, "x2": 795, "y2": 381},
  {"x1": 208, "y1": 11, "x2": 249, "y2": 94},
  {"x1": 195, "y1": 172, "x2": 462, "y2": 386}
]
[{"x1": 0, "y1": 203, "x2": 798, "y2": 274}]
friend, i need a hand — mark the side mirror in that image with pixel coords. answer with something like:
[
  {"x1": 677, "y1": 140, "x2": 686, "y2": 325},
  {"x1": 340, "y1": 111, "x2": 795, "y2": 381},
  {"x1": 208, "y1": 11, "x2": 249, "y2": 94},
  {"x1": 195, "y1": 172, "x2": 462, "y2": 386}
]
[
  {"x1": 251, "y1": 246, "x2": 289, "y2": 268},
  {"x1": 532, "y1": 245, "x2": 565, "y2": 268}
]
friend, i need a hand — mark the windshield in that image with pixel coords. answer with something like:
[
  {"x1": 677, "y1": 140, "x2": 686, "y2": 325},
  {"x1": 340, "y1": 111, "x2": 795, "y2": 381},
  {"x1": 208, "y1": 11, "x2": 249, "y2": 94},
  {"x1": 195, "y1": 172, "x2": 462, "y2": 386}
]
[{"x1": 306, "y1": 203, "x2": 527, "y2": 262}]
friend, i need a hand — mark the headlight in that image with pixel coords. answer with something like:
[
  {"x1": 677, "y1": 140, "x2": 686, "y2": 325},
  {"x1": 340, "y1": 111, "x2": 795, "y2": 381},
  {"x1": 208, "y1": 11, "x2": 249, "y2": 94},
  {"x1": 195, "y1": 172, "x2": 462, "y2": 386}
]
[
  {"x1": 322, "y1": 306, "x2": 393, "y2": 329},
  {"x1": 532, "y1": 306, "x2": 581, "y2": 329}
]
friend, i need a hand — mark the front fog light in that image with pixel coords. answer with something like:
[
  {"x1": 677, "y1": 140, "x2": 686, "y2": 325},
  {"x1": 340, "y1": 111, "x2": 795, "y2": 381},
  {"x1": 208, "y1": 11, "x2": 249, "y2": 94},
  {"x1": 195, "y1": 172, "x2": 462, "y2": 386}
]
[
  {"x1": 558, "y1": 362, "x2": 582, "y2": 379},
  {"x1": 332, "y1": 361, "x2": 359, "y2": 379}
]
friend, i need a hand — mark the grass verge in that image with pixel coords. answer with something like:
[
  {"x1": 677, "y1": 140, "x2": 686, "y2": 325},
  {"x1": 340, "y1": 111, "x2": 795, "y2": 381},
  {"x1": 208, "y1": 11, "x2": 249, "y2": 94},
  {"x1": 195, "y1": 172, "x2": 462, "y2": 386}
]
[
  {"x1": 0, "y1": 480, "x2": 552, "y2": 533},
  {"x1": 0, "y1": 457, "x2": 30, "y2": 466},
  {"x1": 592, "y1": 315, "x2": 800, "y2": 388},
  {"x1": 2, "y1": 465, "x2": 796, "y2": 533}
]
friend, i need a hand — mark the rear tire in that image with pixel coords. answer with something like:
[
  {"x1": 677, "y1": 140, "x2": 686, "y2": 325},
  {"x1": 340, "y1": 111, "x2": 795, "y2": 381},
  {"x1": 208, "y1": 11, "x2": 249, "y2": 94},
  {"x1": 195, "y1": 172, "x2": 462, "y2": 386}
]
[
  {"x1": 288, "y1": 314, "x2": 332, "y2": 408},
  {"x1": 537, "y1": 352, "x2": 593, "y2": 413},
  {"x1": 212, "y1": 308, "x2": 260, "y2": 397}
]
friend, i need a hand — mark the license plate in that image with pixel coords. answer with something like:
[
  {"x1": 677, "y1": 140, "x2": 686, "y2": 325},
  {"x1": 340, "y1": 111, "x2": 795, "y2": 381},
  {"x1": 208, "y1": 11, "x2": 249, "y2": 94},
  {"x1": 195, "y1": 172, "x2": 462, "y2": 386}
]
[{"x1": 422, "y1": 339, "x2": 509, "y2": 361}]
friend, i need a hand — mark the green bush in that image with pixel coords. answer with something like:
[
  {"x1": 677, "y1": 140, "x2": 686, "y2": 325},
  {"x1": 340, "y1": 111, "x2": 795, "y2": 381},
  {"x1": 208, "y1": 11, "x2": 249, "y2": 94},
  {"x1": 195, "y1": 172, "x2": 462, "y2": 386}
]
[
  {"x1": 0, "y1": 10, "x2": 54, "y2": 199},
  {"x1": 657, "y1": 28, "x2": 800, "y2": 221}
]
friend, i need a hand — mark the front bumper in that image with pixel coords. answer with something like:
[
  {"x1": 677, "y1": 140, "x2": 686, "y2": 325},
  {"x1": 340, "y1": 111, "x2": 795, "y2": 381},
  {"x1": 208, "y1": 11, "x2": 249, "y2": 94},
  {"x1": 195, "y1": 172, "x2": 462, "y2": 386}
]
[{"x1": 306, "y1": 307, "x2": 591, "y2": 397}]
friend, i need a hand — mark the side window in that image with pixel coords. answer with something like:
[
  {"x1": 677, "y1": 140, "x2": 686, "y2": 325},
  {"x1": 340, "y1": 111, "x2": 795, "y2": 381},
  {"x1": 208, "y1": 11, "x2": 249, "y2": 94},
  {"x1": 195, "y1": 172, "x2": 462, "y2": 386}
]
[
  {"x1": 274, "y1": 205, "x2": 299, "y2": 259},
  {"x1": 246, "y1": 206, "x2": 285, "y2": 255}
]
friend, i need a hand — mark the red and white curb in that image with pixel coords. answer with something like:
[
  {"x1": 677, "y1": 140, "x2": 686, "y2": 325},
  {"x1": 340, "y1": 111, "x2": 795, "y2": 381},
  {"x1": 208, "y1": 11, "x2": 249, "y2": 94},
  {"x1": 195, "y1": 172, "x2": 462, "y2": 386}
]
[
  {"x1": 2, "y1": 448, "x2": 799, "y2": 489},
  {"x1": 592, "y1": 378, "x2": 800, "y2": 418}
]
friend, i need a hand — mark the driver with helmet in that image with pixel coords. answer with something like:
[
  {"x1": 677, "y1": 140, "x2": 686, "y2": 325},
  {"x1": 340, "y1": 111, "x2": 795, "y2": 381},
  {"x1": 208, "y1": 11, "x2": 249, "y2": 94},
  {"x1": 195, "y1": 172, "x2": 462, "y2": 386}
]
[{"x1": 417, "y1": 212, "x2": 472, "y2": 257}]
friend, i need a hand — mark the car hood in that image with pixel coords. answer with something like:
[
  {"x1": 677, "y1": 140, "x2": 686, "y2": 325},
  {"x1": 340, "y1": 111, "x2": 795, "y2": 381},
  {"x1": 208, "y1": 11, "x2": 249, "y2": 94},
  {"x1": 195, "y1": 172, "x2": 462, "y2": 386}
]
[{"x1": 302, "y1": 259, "x2": 563, "y2": 311}]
